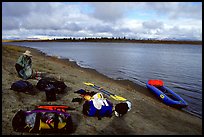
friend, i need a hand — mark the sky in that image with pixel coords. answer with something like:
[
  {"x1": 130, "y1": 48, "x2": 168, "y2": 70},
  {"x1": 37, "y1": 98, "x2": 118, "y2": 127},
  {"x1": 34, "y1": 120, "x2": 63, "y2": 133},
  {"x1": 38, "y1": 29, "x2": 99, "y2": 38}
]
[{"x1": 2, "y1": 2, "x2": 202, "y2": 41}]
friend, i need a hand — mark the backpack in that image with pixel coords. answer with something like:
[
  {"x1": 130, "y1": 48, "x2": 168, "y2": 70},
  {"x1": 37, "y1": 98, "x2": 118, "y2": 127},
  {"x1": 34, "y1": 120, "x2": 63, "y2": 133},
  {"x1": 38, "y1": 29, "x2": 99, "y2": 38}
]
[
  {"x1": 11, "y1": 80, "x2": 33, "y2": 93},
  {"x1": 36, "y1": 77, "x2": 67, "y2": 94},
  {"x1": 12, "y1": 109, "x2": 73, "y2": 134}
]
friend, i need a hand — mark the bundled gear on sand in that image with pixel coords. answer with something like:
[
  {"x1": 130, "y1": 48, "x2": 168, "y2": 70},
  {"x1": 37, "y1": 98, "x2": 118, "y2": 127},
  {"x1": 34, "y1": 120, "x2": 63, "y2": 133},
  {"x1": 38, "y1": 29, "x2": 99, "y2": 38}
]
[
  {"x1": 114, "y1": 100, "x2": 132, "y2": 117},
  {"x1": 11, "y1": 80, "x2": 34, "y2": 94},
  {"x1": 82, "y1": 93, "x2": 113, "y2": 120},
  {"x1": 36, "y1": 77, "x2": 67, "y2": 94},
  {"x1": 12, "y1": 109, "x2": 73, "y2": 133},
  {"x1": 36, "y1": 77, "x2": 67, "y2": 101}
]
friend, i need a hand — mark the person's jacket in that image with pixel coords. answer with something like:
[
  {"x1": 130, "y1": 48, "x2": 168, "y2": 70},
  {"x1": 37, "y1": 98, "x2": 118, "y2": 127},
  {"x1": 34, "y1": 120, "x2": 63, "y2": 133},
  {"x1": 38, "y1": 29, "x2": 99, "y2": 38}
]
[
  {"x1": 16, "y1": 55, "x2": 32, "y2": 79},
  {"x1": 16, "y1": 55, "x2": 32, "y2": 68}
]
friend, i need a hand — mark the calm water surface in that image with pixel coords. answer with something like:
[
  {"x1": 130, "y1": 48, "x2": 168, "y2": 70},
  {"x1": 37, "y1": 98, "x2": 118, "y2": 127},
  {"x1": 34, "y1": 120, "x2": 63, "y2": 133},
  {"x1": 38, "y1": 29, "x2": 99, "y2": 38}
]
[{"x1": 3, "y1": 42, "x2": 202, "y2": 118}]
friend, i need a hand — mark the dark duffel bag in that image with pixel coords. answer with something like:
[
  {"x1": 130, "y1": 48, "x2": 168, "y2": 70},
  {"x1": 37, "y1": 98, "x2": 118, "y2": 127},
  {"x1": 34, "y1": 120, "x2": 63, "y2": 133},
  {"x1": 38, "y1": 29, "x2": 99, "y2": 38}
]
[
  {"x1": 12, "y1": 109, "x2": 74, "y2": 134},
  {"x1": 11, "y1": 80, "x2": 33, "y2": 93},
  {"x1": 36, "y1": 77, "x2": 67, "y2": 94}
]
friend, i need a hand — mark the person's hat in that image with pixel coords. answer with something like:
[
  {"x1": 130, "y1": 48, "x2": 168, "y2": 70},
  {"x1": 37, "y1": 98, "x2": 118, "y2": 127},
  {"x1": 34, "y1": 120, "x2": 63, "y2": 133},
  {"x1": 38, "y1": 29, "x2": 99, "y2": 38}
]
[{"x1": 23, "y1": 50, "x2": 32, "y2": 57}]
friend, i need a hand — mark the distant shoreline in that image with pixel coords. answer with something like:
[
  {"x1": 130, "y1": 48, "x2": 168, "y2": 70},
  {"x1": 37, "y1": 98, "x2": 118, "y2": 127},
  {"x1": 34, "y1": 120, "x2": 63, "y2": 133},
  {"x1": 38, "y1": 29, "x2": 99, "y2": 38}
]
[{"x1": 2, "y1": 39, "x2": 202, "y2": 45}]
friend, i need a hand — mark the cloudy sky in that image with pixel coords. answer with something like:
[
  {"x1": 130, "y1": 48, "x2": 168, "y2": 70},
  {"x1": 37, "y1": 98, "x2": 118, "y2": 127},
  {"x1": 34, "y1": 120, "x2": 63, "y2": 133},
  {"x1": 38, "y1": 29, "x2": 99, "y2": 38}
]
[{"x1": 2, "y1": 2, "x2": 202, "y2": 40}]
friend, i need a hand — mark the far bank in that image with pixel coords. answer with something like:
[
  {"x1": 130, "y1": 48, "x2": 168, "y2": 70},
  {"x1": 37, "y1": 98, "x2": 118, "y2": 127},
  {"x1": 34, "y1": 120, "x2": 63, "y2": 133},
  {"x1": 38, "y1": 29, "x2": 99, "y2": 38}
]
[{"x1": 2, "y1": 38, "x2": 202, "y2": 45}]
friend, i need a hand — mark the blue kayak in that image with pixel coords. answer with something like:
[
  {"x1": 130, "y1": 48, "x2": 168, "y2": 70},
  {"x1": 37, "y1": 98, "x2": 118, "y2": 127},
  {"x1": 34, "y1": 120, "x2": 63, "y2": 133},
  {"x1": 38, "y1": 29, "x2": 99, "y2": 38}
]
[{"x1": 146, "y1": 80, "x2": 188, "y2": 108}]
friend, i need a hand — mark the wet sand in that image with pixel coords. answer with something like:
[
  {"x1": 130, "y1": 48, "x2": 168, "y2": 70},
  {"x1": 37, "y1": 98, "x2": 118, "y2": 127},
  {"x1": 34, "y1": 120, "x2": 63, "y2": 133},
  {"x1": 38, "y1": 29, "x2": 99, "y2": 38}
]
[{"x1": 2, "y1": 44, "x2": 202, "y2": 135}]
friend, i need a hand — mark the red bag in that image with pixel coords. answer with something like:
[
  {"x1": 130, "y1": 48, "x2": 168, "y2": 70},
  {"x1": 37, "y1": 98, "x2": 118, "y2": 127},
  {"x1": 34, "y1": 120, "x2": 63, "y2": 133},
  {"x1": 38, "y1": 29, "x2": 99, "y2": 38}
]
[{"x1": 148, "y1": 80, "x2": 164, "y2": 87}]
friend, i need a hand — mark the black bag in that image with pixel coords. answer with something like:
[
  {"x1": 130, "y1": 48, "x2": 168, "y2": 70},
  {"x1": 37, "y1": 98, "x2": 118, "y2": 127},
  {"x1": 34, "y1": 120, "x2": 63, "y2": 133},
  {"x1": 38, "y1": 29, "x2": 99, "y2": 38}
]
[
  {"x1": 11, "y1": 80, "x2": 33, "y2": 93},
  {"x1": 114, "y1": 102, "x2": 129, "y2": 117},
  {"x1": 36, "y1": 77, "x2": 67, "y2": 94},
  {"x1": 45, "y1": 84, "x2": 56, "y2": 101}
]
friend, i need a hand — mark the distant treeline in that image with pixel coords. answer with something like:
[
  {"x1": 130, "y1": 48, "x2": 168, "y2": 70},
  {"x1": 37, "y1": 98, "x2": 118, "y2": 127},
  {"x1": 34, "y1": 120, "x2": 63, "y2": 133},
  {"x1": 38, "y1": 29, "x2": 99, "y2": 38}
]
[{"x1": 2, "y1": 37, "x2": 202, "y2": 45}]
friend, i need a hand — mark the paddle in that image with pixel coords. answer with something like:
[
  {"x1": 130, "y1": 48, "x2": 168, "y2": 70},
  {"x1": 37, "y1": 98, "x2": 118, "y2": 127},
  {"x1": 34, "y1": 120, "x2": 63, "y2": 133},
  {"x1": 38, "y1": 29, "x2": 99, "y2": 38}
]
[{"x1": 83, "y1": 82, "x2": 127, "y2": 101}]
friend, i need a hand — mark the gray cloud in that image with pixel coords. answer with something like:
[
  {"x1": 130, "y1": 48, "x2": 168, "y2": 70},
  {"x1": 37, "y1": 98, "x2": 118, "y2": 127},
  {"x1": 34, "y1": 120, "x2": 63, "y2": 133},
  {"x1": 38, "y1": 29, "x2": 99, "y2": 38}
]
[
  {"x1": 164, "y1": 26, "x2": 202, "y2": 40},
  {"x1": 142, "y1": 20, "x2": 164, "y2": 30},
  {"x1": 2, "y1": 17, "x2": 20, "y2": 30},
  {"x1": 2, "y1": 2, "x2": 33, "y2": 17},
  {"x1": 89, "y1": 2, "x2": 132, "y2": 22},
  {"x1": 63, "y1": 23, "x2": 84, "y2": 31},
  {"x1": 2, "y1": 2, "x2": 202, "y2": 41},
  {"x1": 141, "y1": 2, "x2": 202, "y2": 20},
  {"x1": 88, "y1": 24, "x2": 114, "y2": 33}
]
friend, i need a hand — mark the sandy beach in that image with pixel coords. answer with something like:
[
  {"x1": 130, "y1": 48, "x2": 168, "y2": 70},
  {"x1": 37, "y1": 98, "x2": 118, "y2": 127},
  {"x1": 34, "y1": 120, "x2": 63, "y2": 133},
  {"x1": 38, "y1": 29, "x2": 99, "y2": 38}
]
[{"x1": 2, "y1": 44, "x2": 202, "y2": 135}]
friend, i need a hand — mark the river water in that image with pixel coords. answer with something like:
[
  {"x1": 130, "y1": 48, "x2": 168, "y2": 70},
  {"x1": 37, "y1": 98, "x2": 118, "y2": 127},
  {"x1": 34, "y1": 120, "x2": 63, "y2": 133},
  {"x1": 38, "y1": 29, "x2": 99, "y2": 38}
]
[{"x1": 3, "y1": 42, "x2": 202, "y2": 118}]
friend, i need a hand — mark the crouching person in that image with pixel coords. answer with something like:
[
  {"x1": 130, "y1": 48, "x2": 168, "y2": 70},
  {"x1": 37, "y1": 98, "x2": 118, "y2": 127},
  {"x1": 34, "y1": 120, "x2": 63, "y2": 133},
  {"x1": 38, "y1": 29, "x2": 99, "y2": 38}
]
[
  {"x1": 114, "y1": 100, "x2": 132, "y2": 117},
  {"x1": 82, "y1": 93, "x2": 113, "y2": 120},
  {"x1": 15, "y1": 50, "x2": 47, "y2": 80},
  {"x1": 15, "y1": 50, "x2": 33, "y2": 80}
]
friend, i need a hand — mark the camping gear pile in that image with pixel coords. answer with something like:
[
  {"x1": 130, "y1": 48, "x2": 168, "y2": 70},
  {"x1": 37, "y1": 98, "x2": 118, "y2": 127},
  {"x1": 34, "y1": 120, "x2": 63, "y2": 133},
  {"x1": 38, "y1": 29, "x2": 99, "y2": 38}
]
[
  {"x1": 10, "y1": 76, "x2": 73, "y2": 133},
  {"x1": 73, "y1": 89, "x2": 114, "y2": 119},
  {"x1": 10, "y1": 75, "x2": 131, "y2": 134},
  {"x1": 11, "y1": 77, "x2": 67, "y2": 101},
  {"x1": 82, "y1": 92, "x2": 113, "y2": 120}
]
